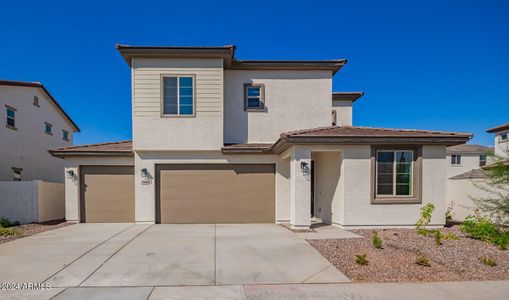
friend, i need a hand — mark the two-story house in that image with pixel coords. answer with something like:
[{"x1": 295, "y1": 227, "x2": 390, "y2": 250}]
[
  {"x1": 1, "y1": 80, "x2": 79, "y2": 182},
  {"x1": 50, "y1": 45, "x2": 471, "y2": 229},
  {"x1": 446, "y1": 144, "x2": 493, "y2": 179},
  {"x1": 487, "y1": 122, "x2": 509, "y2": 158}
]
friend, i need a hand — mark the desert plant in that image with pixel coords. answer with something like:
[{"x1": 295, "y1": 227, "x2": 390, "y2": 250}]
[
  {"x1": 0, "y1": 217, "x2": 19, "y2": 228},
  {"x1": 442, "y1": 232, "x2": 459, "y2": 240},
  {"x1": 371, "y1": 230, "x2": 383, "y2": 249},
  {"x1": 479, "y1": 256, "x2": 497, "y2": 267},
  {"x1": 461, "y1": 216, "x2": 509, "y2": 250},
  {"x1": 434, "y1": 230, "x2": 442, "y2": 246},
  {"x1": 416, "y1": 203, "x2": 435, "y2": 235},
  {"x1": 0, "y1": 226, "x2": 20, "y2": 237},
  {"x1": 355, "y1": 254, "x2": 369, "y2": 265},
  {"x1": 415, "y1": 254, "x2": 431, "y2": 267}
]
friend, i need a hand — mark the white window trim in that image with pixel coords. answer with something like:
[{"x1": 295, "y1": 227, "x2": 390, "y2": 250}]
[
  {"x1": 62, "y1": 129, "x2": 70, "y2": 141},
  {"x1": 450, "y1": 154, "x2": 462, "y2": 166},
  {"x1": 375, "y1": 150, "x2": 414, "y2": 198},
  {"x1": 160, "y1": 74, "x2": 196, "y2": 117},
  {"x1": 44, "y1": 122, "x2": 53, "y2": 135},
  {"x1": 499, "y1": 133, "x2": 508, "y2": 143}
]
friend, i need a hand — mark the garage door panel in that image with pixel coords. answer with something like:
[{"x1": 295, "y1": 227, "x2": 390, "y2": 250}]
[
  {"x1": 158, "y1": 164, "x2": 275, "y2": 224},
  {"x1": 80, "y1": 166, "x2": 135, "y2": 223}
]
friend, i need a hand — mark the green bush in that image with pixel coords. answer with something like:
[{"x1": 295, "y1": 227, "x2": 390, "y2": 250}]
[
  {"x1": 415, "y1": 254, "x2": 431, "y2": 267},
  {"x1": 0, "y1": 217, "x2": 20, "y2": 228},
  {"x1": 442, "y1": 232, "x2": 459, "y2": 240},
  {"x1": 479, "y1": 256, "x2": 497, "y2": 267},
  {"x1": 0, "y1": 226, "x2": 20, "y2": 237},
  {"x1": 416, "y1": 204, "x2": 435, "y2": 235},
  {"x1": 355, "y1": 254, "x2": 369, "y2": 266},
  {"x1": 371, "y1": 231, "x2": 383, "y2": 249},
  {"x1": 461, "y1": 216, "x2": 509, "y2": 250},
  {"x1": 434, "y1": 230, "x2": 442, "y2": 246}
]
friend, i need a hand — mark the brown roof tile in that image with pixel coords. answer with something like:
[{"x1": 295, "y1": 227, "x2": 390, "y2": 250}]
[
  {"x1": 222, "y1": 143, "x2": 273, "y2": 154},
  {"x1": 487, "y1": 122, "x2": 509, "y2": 133},
  {"x1": 49, "y1": 141, "x2": 132, "y2": 157},
  {"x1": 447, "y1": 144, "x2": 493, "y2": 154},
  {"x1": 449, "y1": 169, "x2": 488, "y2": 180},
  {"x1": 280, "y1": 126, "x2": 472, "y2": 138}
]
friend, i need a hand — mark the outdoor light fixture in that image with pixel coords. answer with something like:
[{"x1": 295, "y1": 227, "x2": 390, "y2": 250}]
[
  {"x1": 141, "y1": 168, "x2": 148, "y2": 178},
  {"x1": 300, "y1": 161, "x2": 310, "y2": 174},
  {"x1": 66, "y1": 170, "x2": 75, "y2": 179}
]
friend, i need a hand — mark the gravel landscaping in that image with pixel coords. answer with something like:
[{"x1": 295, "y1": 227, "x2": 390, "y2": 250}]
[
  {"x1": 309, "y1": 226, "x2": 509, "y2": 282},
  {"x1": 0, "y1": 219, "x2": 73, "y2": 245}
]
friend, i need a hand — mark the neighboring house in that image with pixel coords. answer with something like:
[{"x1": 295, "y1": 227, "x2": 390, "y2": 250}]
[
  {"x1": 446, "y1": 144, "x2": 493, "y2": 179},
  {"x1": 50, "y1": 45, "x2": 471, "y2": 229},
  {"x1": 0, "y1": 80, "x2": 80, "y2": 182},
  {"x1": 487, "y1": 122, "x2": 509, "y2": 158}
]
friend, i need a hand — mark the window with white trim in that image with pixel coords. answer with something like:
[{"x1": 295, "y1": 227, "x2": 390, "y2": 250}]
[
  {"x1": 6, "y1": 106, "x2": 16, "y2": 128},
  {"x1": 451, "y1": 154, "x2": 461, "y2": 165},
  {"x1": 162, "y1": 76, "x2": 194, "y2": 116},
  {"x1": 244, "y1": 84, "x2": 264, "y2": 111},
  {"x1": 44, "y1": 122, "x2": 53, "y2": 135},
  {"x1": 376, "y1": 150, "x2": 413, "y2": 196},
  {"x1": 62, "y1": 129, "x2": 69, "y2": 141},
  {"x1": 479, "y1": 154, "x2": 487, "y2": 166},
  {"x1": 500, "y1": 133, "x2": 508, "y2": 143}
]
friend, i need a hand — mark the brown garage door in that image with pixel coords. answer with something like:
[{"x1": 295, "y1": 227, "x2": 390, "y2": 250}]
[
  {"x1": 156, "y1": 164, "x2": 275, "y2": 224},
  {"x1": 80, "y1": 166, "x2": 135, "y2": 223}
]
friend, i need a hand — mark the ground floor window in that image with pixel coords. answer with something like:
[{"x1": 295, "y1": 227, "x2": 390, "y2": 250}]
[{"x1": 12, "y1": 167, "x2": 22, "y2": 181}]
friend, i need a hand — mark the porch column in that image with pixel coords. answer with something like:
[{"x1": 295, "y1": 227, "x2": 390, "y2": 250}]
[{"x1": 290, "y1": 146, "x2": 312, "y2": 229}]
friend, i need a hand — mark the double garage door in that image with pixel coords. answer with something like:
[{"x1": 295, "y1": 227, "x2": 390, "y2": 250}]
[{"x1": 80, "y1": 164, "x2": 275, "y2": 224}]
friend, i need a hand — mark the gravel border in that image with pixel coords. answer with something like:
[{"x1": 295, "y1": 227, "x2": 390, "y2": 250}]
[
  {"x1": 0, "y1": 219, "x2": 73, "y2": 245},
  {"x1": 309, "y1": 226, "x2": 509, "y2": 282}
]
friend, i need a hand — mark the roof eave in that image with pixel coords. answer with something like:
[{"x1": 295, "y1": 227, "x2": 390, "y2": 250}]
[{"x1": 49, "y1": 151, "x2": 134, "y2": 158}]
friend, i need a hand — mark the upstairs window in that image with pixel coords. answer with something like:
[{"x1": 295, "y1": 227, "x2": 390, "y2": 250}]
[
  {"x1": 480, "y1": 154, "x2": 487, "y2": 167},
  {"x1": 332, "y1": 110, "x2": 337, "y2": 126},
  {"x1": 244, "y1": 84, "x2": 265, "y2": 111},
  {"x1": 44, "y1": 122, "x2": 53, "y2": 135},
  {"x1": 451, "y1": 154, "x2": 462, "y2": 165},
  {"x1": 376, "y1": 150, "x2": 414, "y2": 197},
  {"x1": 33, "y1": 96, "x2": 40, "y2": 107},
  {"x1": 162, "y1": 76, "x2": 194, "y2": 116},
  {"x1": 6, "y1": 106, "x2": 16, "y2": 129},
  {"x1": 500, "y1": 133, "x2": 508, "y2": 143},
  {"x1": 62, "y1": 129, "x2": 69, "y2": 141}
]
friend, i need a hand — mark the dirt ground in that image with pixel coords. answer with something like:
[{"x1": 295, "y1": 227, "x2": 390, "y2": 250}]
[{"x1": 0, "y1": 219, "x2": 73, "y2": 245}]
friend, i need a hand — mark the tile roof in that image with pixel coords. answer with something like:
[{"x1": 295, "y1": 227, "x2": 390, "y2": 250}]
[
  {"x1": 280, "y1": 126, "x2": 472, "y2": 138},
  {"x1": 221, "y1": 143, "x2": 273, "y2": 154},
  {"x1": 49, "y1": 141, "x2": 132, "y2": 157},
  {"x1": 0, "y1": 80, "x2": 80, "y2": 132},
  {"x1": 447, "y1": 144, "x2": 493, "y2": 154},
  {"x1": 449, "y1": 168, "x2": 488, "y2": 180},
  {"x1": 487, "y1": 122, "x2": 509, "y2": 133}
]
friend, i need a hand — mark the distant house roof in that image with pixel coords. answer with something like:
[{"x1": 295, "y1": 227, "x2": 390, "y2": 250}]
[
  {"x1": 487, "y1": 122, "x2": 509, "y2": 133},
  {"x1": 449, "y1": 168, "x2": 488, "y2": 180},
  {"x1": 116, "y1": 44, "x2": 347, "y2": 75},
  {"x1": 332, "y1": 92, "x2": 364, "y2": 102},
  {"x1": 447, "y1": 144, "x2": 493, "y2": 154},
  {"x1": 49, "y1": 141, "x2": 132, "y2": 157},
  {"x1": 0, "y1": 80, "x2": 80, "y2": 132}
]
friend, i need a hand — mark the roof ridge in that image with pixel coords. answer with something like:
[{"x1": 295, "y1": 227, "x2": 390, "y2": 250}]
[
  {"x1": 53, "y1": 140, "x2": 132, "y2": 151},
  {"x1": 347, "y1": 126, "x2": 471, "y2": 136}
]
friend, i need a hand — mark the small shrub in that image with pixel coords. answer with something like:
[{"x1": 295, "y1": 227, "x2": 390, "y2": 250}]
[
  {"x1": 415, "y1": 254, "x2": 431, "y2": 267},
  {"x1": 461, "y1": 216, "x2": 509, "y2": 250},
  {"x1": 479, "y1": 256, "x2": 497, "y2": 267},
  {"x1": 0, "y1": 226, "x2": 21, "y2": 237},
  {"x1": 355, "y1": 254, "x2": 369, "y2": 266},
  {"x1": 442, "y1": 232, "x2": 459, "y2": 240},
  {"x1": 0, "y1": 217, "x2": 19, "y2": 228},
  {"x1": 371, "y1": 231, "x2": 383, "y2": 249},
  {"x1": 416, "y1": 203, "x2": 435, "y2": 235},
  {"x1": 434, "y1": 230, "x2": 442, "y2": 246}
]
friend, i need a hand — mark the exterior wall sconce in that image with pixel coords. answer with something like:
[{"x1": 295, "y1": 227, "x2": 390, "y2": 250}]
[
  {"x1": 300, "y1": 161, "x2": 310, "y2": 174},
  {"x1": 66, "y1": 170, "x2": 75, "y2": 179},
  {"x1": 141, "y1": 168, "x2": 148, "y2": 178}
]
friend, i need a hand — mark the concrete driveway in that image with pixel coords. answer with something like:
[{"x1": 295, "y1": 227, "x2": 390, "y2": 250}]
[{"x1": 0, "y1": 223, "x2": 348, "y2": 290}]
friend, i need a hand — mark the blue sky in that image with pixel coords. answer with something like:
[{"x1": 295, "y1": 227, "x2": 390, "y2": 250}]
[{"x1": 1, "y1": 0, "x2": 507, "y2": 146}]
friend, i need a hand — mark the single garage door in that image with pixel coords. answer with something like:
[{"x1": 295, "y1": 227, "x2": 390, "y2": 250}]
[
  {"x1": 80, "y1": 166, "x2": 135, "y2": 223},
  {"x1": 156, "y1": 164, "x2": 275, "y2": 224}
]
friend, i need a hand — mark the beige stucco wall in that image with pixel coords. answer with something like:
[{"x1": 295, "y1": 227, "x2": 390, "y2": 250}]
[
  {"x1": 0, "y1": 86, "x2": 75, "y2": 182},
  {"x1": 312, "y1": 151, "x2": 342, "y2": 223},
  {"x1": 223, "y1": 70, "x2": 333, "y2": 144},
  {"x1": 332, "y1": 100, "x2": 352, "y2": 126},
  {"x1": 132, "y1": 58, "x2": 224, "y2": 150},
  {"x1": 494, "y1": 131, "x2": 509, "y2": 158},
  {"x1": 134, "y1": 151, "x2": 290, "y2": 224},
  {"x1": 63, "y1": 156, "x2": 134, "y2": 222},
  {"x1": 446, "y1": 177, "x2": 500, "y2": 221},
  {"x1": 37, "y1": 181, "x2": 65, "y2": 222},
  {"x1": 446, "y1": 153, "x2": 482, "y2": 178}
]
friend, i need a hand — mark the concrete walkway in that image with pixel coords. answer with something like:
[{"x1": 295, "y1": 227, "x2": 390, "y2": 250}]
[{"x1": 2, "y1": 280, "x2": 508, "y2": 299}]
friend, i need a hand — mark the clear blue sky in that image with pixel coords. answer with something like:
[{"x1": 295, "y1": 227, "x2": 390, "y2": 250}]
[{"x1": 1, "y1": 1, "x2": 507, "y2": 146}]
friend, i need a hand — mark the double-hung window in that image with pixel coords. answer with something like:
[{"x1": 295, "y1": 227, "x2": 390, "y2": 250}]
[
  {"x1": 6, "y1": 106, "x2": 16, "y2": 129},
  {"x1": 162, "y1": 76, "x2": 194, "y2": 116},
  {"x1": 45, "y1": 122, "x2": 53, "y2": 135},
  {"x1": 376, "y1": 150, "x2": 414, "y2": 197},
  {"x1": 451, "y1": 154, "x2": 461, "y2": 165},
  {"x1": 500, "y1": 133, "x2": 508, "y2": 143},
  {"x1": 62, "y1": 130, "x2": 70, "y2": 141},
  {"x1": 244, "y1": 84, "x2": 264, "y2": 111}
]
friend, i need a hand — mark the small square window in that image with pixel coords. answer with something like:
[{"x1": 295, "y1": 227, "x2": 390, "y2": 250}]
[
  {"x1": 12, "y1": 167, "x2": 22, "y2": 181},
  {"x1": 33, "y1": 96, "x2": 40, "y2": 107},
  {"x1": 244, "y1": 84, "x2": 265, "y2": 111},
  {"x1": 44, "y1": 122, "x2": 53, "y2": 135},
  {"x1": 62, "y1": 130, "x2": 69, "y2": 141},
  {"x1": 500, "y1": 133, "x2": 508, "y2": 142},
  {"x1": 5, "y1": 106, "x2": 16, "y2": 129},
  {"x1": 480, "y1": 154, "x2": 487, "y2": 167},
  {"x1": 451, "y1": 154, "x2": 462, "y2": 165}
]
